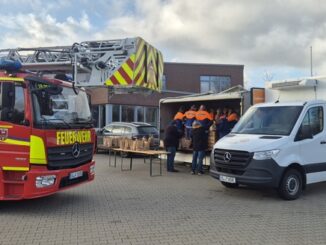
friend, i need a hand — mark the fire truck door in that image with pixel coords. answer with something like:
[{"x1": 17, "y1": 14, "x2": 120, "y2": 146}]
[{"x1": 0, "y1": 82, "x2": 31, "y2": 171}]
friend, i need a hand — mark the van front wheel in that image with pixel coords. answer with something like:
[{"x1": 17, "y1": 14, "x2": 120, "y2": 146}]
[{"x1": 278, "y1": 169, "x2": 302, "y2": 200}]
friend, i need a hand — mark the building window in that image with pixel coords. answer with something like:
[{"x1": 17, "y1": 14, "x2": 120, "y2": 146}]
[
  {"x1": 91, "y1": 105, "x2": 99, "y2": 128},
  {"x1": 91, "y1": 105, "x2": 106, "y2": 128},
  {"x1": 112, "y1": 104, "x2": 120, "y2": 122},
  {"x1": 101, "y1": 104, "x2": 159, "y2": 128},
  {"x1": 136, "y1": 106, "x2": 144, "y2": 122},
  {"x1": 162, "y1": 75, "x2": 167, "y2": 90},
  {"x1": 99, "y1": 105, "x2": 106, "y2": 128},
  {"x1": 121, "y1": 105, "x2": 134, "y2": 122},
  {"x1": 145, "y1": 107, "x2": 158, "y2": 126},
  {"x1": 200, "y1": 75, "x2": 231, "y2": 93}
]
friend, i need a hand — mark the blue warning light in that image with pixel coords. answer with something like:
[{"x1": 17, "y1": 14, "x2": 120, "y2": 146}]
[{"x1": 0, "y1": 58, "x2": 22, "y2": 72}]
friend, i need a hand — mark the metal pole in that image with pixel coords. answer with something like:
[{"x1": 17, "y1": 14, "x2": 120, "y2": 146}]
[{"x1": 310, "y1": 46, "x2": 313, "y2": 76}]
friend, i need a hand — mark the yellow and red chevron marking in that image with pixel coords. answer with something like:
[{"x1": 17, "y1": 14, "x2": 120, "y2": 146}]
[
  {"x1": 134, "y1": 38, "x2": 146, "y2": 87},
  {"x1": 105, "y1": 37, "x2": 163, "y2": 91},
  {"x1": 134, "y1": 38, "x2": 163, "y2": 91},
  {"x1": 146, "y1": 45, "x2": 156, "y2": 90},
  {"x1": 105, "y1": 55, "x2": 135, "y2": 86},
  {"x1": 157, "y1": 51, "x2": 164, "y2": 90}
]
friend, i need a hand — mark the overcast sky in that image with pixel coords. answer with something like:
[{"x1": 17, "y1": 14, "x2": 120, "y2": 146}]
[{"x1": 0, "y1": 0, "x2": 325, "y2": 87}]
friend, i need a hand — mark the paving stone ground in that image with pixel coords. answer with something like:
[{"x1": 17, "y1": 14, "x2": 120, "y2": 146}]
[{"x1": 1, "y1": 153, "x2": 326, "y2": 245}]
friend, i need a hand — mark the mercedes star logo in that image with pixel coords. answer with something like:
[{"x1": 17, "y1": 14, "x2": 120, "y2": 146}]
[
  {"x1": 224, "y1": 152, "x2": 232, "y2": 162},
  {"x1": 72, "y1": 142, "x2": 81, "y2": 158}
]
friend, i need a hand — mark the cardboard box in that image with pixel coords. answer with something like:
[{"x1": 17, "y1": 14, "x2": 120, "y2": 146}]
[
  {"x1": 135, "y1": 139, "x2": 144, "y2": 151},
  {"x1": 119, "y1": 137, "x2": 125, "y2": 149},
  {"x1": 112, "y1": 137, "x2": 119, "y2": 148},
  {"x1": 103, "y1": 136, "x2": 112, "y2": 148},
  {"x1": 131, "y1": 140, "x2": 137, "y2": 151},
  {"x1": 180, "y1": 137, "x2": 192, "y2": 150}
]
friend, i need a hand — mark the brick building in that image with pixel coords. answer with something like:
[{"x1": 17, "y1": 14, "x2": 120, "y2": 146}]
[{"x1": 90, "y1": 62, "x2": 244, "y2": 129}]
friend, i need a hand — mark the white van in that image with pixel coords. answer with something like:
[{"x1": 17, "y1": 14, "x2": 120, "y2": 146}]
[{"x1": 210, "y1": 98, "x2": 326, "y2": 200}]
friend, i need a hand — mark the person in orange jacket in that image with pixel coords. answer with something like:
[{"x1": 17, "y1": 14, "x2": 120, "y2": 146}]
[
  {"x1": 173, "y1": 106, "x2": 185, "y2": 133},
  {"x1": 195, "y1": 105, "x2": 213, "y2": 130},
  {"x1": 184, "y1": 105, "x2": 197, "y2": 139},
  {"x1": 227, "y1": 108, "x2": 239, "y2": 130}
]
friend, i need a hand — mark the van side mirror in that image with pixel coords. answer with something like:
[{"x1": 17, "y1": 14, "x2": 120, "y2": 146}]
[{"x1": 295, "y1": 125, "x2": 313, "y2": 141}]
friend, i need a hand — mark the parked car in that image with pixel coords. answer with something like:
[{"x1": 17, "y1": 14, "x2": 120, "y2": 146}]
[{"x1": 96, "y1": 122, "x2": 160, "y2": 150}]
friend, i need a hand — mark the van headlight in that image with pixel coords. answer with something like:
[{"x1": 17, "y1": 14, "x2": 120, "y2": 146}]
[{"x1": 253, "y1": 149, "x2": 280, "y2": 160}]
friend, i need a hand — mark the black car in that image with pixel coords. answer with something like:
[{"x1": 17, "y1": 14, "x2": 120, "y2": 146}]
[{"x1": 96, "y1": 122, "x2": 159, "y2": 150}]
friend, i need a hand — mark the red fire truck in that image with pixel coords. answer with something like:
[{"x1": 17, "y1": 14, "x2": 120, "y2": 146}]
[{"x1": 0, "y1": 37, "x2": 163, "y2": 200}]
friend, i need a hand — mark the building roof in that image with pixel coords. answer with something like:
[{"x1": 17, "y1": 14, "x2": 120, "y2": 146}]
[
  {"x1": 164, "y1": 62, "x2": 244, "y2": 68},
  {"x1": 160, "y1": 85, "x2": 247, "y2": 104}
]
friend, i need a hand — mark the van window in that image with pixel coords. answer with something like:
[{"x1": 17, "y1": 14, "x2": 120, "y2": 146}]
[{"x1": 301, "y1": 106, "x2": 323, "y2": 136}]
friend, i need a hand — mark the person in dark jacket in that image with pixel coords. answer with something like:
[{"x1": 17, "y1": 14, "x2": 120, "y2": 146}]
[
  {"x1": 164, "y1": 121, "x2": 182, "y2": 172},
  {"x1": 191, "y1": 120, "x2": 208, "y2": 175}
]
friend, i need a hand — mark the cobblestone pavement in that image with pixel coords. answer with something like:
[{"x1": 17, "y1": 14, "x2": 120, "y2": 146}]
[{"x1": 1, "y1": 153, "x2": 326, "y2": 245}]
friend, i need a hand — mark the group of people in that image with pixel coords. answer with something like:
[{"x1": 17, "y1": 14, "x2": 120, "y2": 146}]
[
  {"x1": 173, "y1": 105, "x2": 213, "y2": 138},
  {"x1": 163, "y1": 104, "x2": 239, "y2": 175},
  {"x1": 214, "y1": 107, "x2": 239, "y2": 139}
]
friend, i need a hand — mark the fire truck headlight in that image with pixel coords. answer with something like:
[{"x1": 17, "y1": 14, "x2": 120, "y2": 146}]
[
  {"x1": 90, "y1": 164, "x2": 95, "y2": 175},
  {"x1": 35, "y1": 175, "x2": 56, "y2": 188}
]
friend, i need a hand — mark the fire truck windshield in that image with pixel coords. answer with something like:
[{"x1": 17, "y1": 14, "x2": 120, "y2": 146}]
[{"x1": 32, "y1": 86, "x2": 92, "y2": 129}]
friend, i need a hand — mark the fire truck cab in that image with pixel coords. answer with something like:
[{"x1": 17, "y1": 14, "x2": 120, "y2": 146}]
[
  {"x1": 0, "y1": 37, "x2": 163, "y2": 200},
  {"x1": 0, "y1": 72, "x2": 96, "y2": 200}
]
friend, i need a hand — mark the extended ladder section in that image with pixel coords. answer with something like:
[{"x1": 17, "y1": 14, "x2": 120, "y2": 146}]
[{"x1": 0, "y1": 37, "x2": 164, "y2": 93}]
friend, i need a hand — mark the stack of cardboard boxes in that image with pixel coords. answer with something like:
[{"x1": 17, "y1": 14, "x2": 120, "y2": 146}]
[
  {"x1": 103, "y1": 136, "x2": 119, "y2": 148},
  {"x1": 103, "y1": 136, "x2": 153, "y2": 151},
  {"x1": 208, "y1": 125, "x2": 217, "y2": 150}
]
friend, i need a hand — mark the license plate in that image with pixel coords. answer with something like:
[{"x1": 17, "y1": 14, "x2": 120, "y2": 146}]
[
  {"x1": 219, "y1": 175, "x2": 236, "y2": 183},
  {"x1": 69, "y1": 170, "x2": 83, "y2": 180}
]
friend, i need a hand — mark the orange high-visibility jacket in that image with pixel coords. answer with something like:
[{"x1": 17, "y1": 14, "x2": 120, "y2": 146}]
[
  {"x1": 174, "y1": 112, "x2": 185, "y2": 120},
  {"x1": 227, "y1": 113, "x2": 238, "y2": 122},
  {"x1": 185, "y1": 110, "x2": 196, "y2": 119},
  {"x1": 195, "y1": 110, "x2": 213, "y2": 121}
]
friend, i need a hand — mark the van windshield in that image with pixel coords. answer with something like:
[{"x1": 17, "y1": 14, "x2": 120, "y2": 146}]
[{"x1": 232, "y1": 106, "x2": 303, "y2": 135}]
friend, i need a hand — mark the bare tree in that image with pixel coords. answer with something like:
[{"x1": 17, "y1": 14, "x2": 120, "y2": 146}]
[{"x1": 263, "y1": 70, "x2": 275, "y2": 82}]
